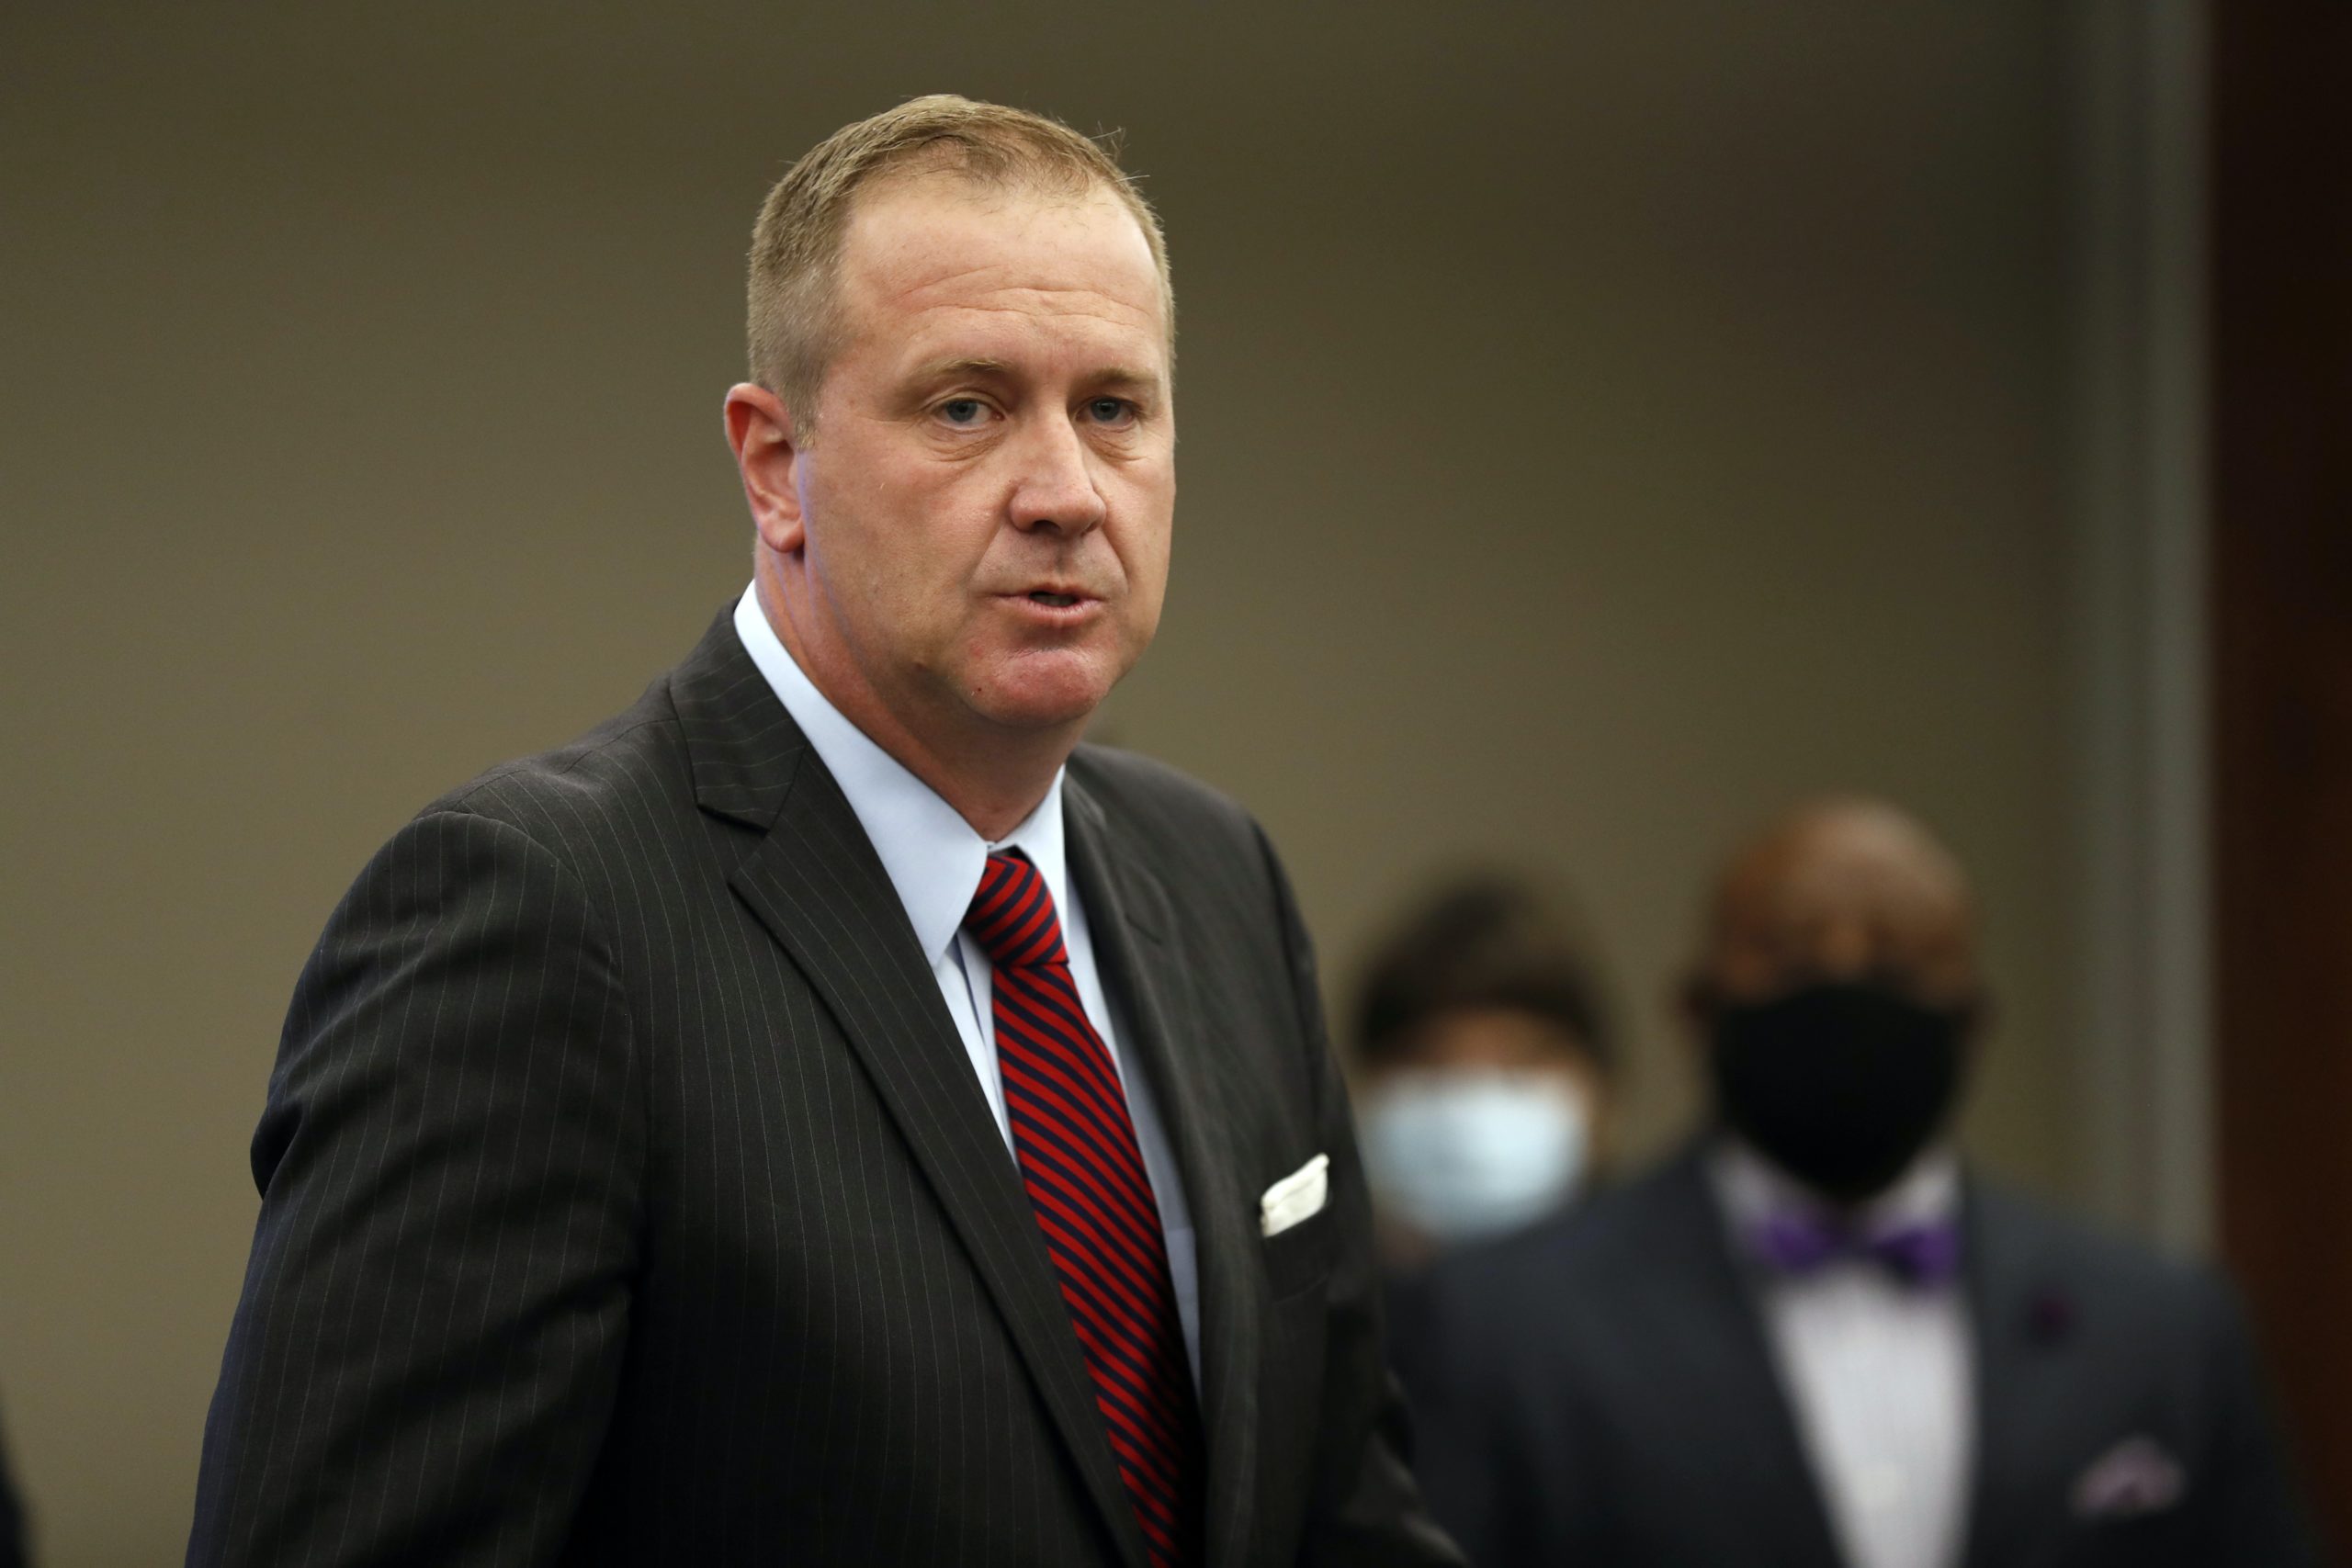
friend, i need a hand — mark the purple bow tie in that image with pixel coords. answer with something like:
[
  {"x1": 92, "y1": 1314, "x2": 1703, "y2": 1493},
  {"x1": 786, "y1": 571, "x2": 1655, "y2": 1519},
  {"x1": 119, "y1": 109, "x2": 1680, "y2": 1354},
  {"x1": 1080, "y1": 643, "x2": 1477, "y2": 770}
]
[{"x1": 1752, "y1": 1210, "x2": 1962, "y2": 1288}]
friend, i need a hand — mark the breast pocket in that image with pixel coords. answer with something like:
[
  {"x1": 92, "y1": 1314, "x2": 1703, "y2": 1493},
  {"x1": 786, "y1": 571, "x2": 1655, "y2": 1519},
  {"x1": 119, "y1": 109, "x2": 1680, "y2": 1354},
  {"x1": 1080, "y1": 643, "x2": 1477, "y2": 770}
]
[
  {"x1": 1262, "y1": 1204, "x2": 1339, "y2": 1301},
  {"x1": 1258, "y1": 1152, "x2": 1336, "y2": 1301}
]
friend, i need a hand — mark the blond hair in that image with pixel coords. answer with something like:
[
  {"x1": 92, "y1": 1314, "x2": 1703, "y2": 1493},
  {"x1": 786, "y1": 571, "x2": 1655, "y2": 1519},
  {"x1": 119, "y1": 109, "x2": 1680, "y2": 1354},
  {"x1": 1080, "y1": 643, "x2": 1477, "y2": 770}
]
[{"x1": 746, "y1": 94, "x2": 1171, "y2": 433}]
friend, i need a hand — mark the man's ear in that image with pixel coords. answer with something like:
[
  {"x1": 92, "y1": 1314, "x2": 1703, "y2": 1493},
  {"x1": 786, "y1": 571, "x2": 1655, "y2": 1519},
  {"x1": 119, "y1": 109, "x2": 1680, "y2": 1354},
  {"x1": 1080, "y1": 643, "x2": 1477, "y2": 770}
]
[{"x1": 724, "y1": 384, "x2": 808, "y2": 555}]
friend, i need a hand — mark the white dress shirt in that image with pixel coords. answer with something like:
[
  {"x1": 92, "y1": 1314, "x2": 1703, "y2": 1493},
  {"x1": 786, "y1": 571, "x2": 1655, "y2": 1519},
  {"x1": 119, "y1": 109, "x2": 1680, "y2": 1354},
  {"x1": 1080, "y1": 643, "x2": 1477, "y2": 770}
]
[
  {"x1": 1712, "y1": 1141, "x2": 1974, "y2": 1568},
  {"x1": 733, "y1": 585, "x2": 1201, "y2": 1382}
]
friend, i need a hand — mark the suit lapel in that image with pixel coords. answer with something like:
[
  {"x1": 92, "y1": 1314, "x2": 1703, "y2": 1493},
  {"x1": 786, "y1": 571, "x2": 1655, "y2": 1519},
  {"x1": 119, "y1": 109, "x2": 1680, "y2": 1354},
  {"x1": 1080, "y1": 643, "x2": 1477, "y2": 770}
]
[
  {"x1": 1641, "y1": 1150, "x2": 1850, "y2": 1568},
  {"x1": 1958, "y1": 1180, "x2": 2068, "y2": 1568},
  {"x1": 1064, "y1": 774, "x2": 1263, "y2": 1568},
  {"x1": 673, "y1": 615, "x2": 1150, "y2": 1568}
]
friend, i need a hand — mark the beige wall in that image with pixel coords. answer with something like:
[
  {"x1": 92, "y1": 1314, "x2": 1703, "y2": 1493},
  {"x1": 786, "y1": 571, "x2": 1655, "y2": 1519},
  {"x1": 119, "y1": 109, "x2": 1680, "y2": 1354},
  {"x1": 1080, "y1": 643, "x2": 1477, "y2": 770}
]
[{"x1": 1, "y1": 6, "x2": 2071, "y2": 1563}]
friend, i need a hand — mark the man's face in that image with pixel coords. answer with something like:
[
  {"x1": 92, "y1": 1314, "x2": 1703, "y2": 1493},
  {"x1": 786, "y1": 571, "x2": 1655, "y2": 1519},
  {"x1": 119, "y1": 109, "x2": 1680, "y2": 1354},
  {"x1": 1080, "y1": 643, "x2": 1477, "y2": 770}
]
[
  {"x1": 781, "y1": 175, "x2": 1174, "y2": 742},
  {"x1": 1681, "y1": 807, "x2": 1983, "y2": 1201}
]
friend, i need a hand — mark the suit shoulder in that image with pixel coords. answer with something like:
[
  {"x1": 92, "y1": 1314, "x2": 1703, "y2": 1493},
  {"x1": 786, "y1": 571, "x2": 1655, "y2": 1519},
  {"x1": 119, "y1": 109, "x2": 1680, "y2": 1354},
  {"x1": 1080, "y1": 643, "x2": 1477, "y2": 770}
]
[
  {"x1": 1430, "y1": 1158, "x2": 1696, "y2": 1317},
  {"x1": 280, "y1": 677, "x2": 694, "y2": 954},
  {"x1": 1971, "y1": 1179, "x2": 2191, "y2": 1281},
  {"x1": 1970, "y1": 1178, "x2": 2239, "y2": 1333},
  {"x1": 1069, "y1": 743, "x2": 1262, "y2": 856},
  {"x1": 415, "y1": 677, "x2": 691, "y2": 853}
]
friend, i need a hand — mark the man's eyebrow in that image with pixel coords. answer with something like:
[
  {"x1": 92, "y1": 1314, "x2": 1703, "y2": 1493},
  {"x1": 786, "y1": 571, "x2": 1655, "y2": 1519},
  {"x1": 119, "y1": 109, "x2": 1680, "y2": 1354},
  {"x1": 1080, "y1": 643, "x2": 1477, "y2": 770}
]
[
  {"x1": 912, "y1": 355, "x2": 1013, "y2": 382},
  {"x1": 906, "y1": 357, "x2": 1165, "y2": 391}
]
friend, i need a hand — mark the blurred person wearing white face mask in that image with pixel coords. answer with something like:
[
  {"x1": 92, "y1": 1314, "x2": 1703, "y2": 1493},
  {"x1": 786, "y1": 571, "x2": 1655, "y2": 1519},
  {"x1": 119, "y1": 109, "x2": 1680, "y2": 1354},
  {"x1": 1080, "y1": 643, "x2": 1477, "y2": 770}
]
[{"x1": 1344, "y1": 877, "x2": 1616, "y2": 1407}]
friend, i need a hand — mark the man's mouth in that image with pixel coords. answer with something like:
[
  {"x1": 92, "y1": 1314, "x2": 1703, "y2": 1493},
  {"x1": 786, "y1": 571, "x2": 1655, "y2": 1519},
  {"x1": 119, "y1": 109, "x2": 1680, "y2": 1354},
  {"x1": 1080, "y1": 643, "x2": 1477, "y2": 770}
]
[{"x1": 1025, "y1": 591, "x2": 1082, "y2": 608}]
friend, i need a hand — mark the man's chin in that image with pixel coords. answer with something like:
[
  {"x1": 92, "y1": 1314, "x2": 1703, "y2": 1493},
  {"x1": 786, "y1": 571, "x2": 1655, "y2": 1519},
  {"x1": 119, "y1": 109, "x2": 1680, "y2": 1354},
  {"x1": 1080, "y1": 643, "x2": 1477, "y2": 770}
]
[{"x1": 963, "y1": 659, "x2": 1125, "y2": 736}]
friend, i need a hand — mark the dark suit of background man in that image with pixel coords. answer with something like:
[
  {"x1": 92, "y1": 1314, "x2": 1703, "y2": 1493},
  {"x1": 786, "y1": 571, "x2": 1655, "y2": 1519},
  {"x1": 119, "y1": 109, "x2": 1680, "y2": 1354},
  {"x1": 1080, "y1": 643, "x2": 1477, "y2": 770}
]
[
  {"x1": 187, "y1": 95, "x2": 1462, "y2": 1568},
  {"x1": 1415, "y1": 798, "x2": 2319, "y2": 1568}
]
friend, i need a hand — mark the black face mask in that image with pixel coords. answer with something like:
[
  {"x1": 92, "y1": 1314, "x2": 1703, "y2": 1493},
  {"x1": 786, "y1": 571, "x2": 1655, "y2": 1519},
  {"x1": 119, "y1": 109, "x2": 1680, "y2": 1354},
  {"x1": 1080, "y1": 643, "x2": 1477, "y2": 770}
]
[{"x1": 1706, "y1": 979, "x2": 1972, "y2": 1202}]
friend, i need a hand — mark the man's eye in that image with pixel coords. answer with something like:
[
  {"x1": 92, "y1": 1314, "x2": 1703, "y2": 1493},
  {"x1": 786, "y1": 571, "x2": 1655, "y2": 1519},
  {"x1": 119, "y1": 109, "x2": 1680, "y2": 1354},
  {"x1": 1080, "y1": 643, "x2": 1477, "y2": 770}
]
[
  {"x1": 938, "y1": 399, "x2": 987, "y2": 425},
  {"x1": 1087, "y1": 398, "x2": 1134, "y2": 424}
]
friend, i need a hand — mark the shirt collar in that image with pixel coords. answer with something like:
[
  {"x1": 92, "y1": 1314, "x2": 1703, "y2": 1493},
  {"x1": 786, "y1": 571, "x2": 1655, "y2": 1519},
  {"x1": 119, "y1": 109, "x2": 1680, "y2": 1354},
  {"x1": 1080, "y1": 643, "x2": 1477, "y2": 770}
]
[
  {"x1": 1711, "y1": 1134, "x2": 1962, "y2": 1238},
  {"x1": 732, "y1": 583, "x2": 1070, "y2": 964}
]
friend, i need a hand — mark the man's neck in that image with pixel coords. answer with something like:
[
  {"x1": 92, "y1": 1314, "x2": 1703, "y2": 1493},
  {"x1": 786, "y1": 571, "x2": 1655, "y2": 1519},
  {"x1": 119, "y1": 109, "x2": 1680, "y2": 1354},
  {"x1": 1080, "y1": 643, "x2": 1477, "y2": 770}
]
[
  {"x1": 1714, "y1": 1133, "x2": 1962, "y2": 1228},
  {"x1": 754, "y1": 569, "x2": 1075, "y2": 842}
]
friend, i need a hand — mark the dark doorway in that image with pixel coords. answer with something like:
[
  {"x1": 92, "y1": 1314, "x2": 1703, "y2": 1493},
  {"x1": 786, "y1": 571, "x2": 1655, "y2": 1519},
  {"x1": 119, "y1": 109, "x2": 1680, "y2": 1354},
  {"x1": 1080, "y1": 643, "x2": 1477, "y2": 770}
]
[{"x1": 2210, "y1": 3, "x2": 2352, "y2": 1556}]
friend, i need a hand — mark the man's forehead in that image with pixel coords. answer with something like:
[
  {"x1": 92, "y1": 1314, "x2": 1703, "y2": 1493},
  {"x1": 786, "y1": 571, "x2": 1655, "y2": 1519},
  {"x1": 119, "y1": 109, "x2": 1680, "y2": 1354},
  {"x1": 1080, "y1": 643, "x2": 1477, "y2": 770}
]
[
  {"x1": 1702, "y1": 807, "x2": 1976, "y2": 971},
  {"x1": 837, "y1": 175, "x2": 1168, "y2": 336}
]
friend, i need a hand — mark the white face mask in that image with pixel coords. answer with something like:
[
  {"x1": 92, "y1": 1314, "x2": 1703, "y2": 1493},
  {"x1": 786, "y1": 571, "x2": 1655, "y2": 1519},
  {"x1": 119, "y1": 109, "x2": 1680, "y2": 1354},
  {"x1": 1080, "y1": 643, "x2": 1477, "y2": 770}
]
[{"x1": 1359, "y1": 1070, "x2": 1591, "y2": 1247}]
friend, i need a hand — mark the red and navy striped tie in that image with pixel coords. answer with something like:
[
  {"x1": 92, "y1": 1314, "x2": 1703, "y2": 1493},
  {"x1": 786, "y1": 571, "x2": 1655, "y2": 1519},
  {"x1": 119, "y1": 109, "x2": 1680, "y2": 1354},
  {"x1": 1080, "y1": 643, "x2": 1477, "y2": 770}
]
[{"x1": 964, "y1": 850, "x2": 1204, "y2": 1568}]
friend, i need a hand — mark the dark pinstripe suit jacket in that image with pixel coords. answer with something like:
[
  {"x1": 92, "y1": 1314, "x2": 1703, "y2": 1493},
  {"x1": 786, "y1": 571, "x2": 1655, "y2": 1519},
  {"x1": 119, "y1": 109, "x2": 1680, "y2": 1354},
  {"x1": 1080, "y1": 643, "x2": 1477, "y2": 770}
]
[{"x1": 189, "y1": 611, "x2": 1461, "y2": 1568}]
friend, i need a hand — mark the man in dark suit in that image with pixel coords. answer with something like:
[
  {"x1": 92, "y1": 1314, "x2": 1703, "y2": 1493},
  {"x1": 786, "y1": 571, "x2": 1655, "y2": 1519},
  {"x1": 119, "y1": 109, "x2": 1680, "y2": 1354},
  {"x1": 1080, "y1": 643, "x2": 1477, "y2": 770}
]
[
  {"x1": 1413, "y1": 798, "x2": 2318, "y2": 1568},
  {"x1": 187, "y1": 96, "x2": 1461, "y2": 1568}
]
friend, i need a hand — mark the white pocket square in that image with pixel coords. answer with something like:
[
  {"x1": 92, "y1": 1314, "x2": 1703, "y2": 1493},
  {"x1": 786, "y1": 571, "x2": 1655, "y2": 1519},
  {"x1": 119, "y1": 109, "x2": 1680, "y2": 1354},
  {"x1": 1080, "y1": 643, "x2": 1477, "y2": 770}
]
[
  {"x1": 2072, "y1": 1436, "x2": 2186, "y2": 1519},
  {"x1": 1260, "y1": 1154, "x2": 1330, "y2": 1237}
]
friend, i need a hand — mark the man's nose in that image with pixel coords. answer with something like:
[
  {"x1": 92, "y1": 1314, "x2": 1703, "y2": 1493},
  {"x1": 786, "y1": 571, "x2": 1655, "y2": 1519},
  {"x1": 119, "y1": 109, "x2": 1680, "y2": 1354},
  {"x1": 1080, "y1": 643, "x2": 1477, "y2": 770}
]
[{"x1": 1006, "y1": 413, "x2": 1109, "y2": 536}]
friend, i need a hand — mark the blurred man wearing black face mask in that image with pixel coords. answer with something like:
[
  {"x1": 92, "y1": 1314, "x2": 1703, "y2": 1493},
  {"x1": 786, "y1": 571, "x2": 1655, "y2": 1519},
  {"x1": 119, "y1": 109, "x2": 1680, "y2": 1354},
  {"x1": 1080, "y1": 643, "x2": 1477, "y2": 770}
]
[{"x1": 1411, "y1": 799, "x2": 2319, "y2": 1568}]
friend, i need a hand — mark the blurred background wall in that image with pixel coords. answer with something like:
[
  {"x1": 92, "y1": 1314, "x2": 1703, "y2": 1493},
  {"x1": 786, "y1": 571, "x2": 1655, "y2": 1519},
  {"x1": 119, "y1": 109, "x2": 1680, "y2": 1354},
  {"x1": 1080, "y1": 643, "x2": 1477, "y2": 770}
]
[{"x1": 0, "y1": 4, "x2": 2229, "y2": 1562}]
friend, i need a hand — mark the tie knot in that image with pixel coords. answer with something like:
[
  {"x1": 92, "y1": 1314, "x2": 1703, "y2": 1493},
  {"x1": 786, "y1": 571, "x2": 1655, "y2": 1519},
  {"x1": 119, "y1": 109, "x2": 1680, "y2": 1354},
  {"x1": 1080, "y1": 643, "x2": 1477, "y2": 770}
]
[
  {"x1": 1752, "y1": 1210, "x2": 1962, "y2": 1289},
  {"x1": 964, "y1": 851, "x2": 1069, "y2": 970}
]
